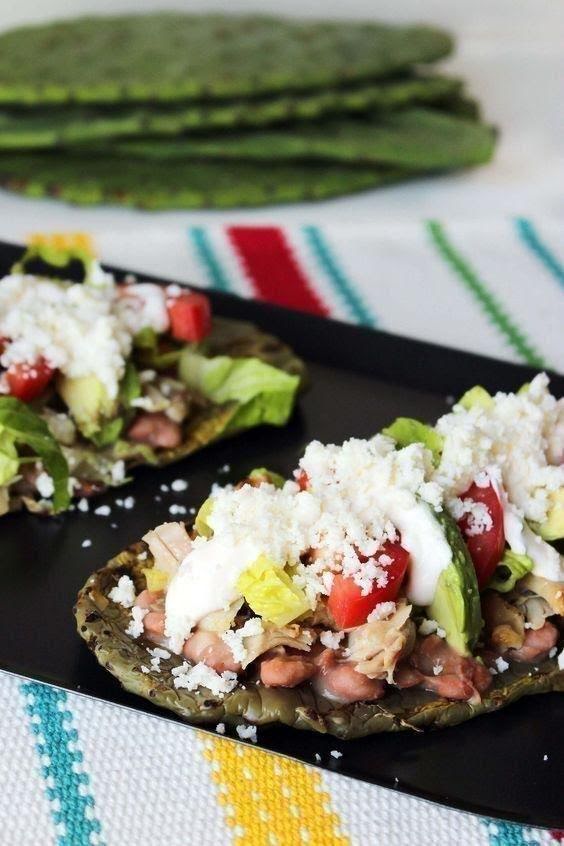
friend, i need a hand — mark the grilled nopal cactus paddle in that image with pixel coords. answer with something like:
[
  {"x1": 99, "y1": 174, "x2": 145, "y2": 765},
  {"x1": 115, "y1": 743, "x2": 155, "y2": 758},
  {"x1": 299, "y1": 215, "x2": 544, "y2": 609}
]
[
  {"x1": 0, "y1": 15, "x2": 452, "y2": 106},
  {"x1": 75, "y1": 545, "x2": 564, "y2": 740},
  {"x1": 107, "y1": 108, "x2": 496, "y2": 171},
  {"x1": 0, "y1": 76, "x2": 463, "y2": 150},
  {"x1": 0, "y1": 154, "x2": 409, "y2": 209}
]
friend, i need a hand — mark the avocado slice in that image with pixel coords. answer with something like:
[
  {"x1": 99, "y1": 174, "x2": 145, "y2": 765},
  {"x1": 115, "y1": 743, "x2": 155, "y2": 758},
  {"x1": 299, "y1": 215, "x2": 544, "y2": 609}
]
[
  {"x1": 426, "y1": 509, "x2": 482, "y2": 655},
  {"x1": 194, "y1": 497, "x2": 214, "y2": 537},
  {"x1": 56, "y1": 374, "x2": 117, "y2": 437},
  {"x1": 534, "y1": 489, "x2": 564, "y2": 541},
  {"x1": 248, "y1": 467, "x2": 285, "y2": 488}
]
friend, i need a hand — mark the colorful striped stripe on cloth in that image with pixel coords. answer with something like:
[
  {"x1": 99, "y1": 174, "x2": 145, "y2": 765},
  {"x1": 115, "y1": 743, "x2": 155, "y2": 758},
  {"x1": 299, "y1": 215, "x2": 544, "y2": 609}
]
[{"x1": 1, "y1": 218, "x2": 563, "y2": 846}]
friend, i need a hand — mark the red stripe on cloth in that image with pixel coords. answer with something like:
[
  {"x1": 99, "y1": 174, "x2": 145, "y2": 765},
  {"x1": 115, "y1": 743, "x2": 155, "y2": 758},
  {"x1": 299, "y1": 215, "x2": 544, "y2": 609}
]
[
  {"x1": 227, "y1": 225, "x2": 329, "y2": 316},
  {"x1": 551, "y1": 832, "x2": 564, "y2": 841}
]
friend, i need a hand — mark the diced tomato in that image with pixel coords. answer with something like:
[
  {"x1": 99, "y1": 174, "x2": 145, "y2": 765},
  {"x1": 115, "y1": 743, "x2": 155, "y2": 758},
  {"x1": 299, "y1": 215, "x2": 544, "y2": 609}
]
[
  {"x1": 457, "y1": 482, "x2": 505, "y2": 590},
  {"x1": 295, "y1": 469, "x2": 309, "y2": 491},
  {"x1": 6, "y1": 358, "x2": 54, "y2": 401},
  {"x1": 328, "y1": 541, "x2": 410, "y2": 629},
  {"x1": 167, "y1": 292, "x2": 212, "y2": 343}
]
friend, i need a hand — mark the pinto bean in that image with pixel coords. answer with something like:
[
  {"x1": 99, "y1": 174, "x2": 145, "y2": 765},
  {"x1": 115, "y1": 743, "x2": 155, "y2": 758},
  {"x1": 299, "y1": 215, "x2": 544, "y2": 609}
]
[
  {"x1": 394, "y1": 665, "x2": 424, "y2": 689},
  {"x1": 260, "y1": 654, "x2": 316, "y2": 688},
  {"x1": 420, "y1": 673, "x2": 476, "y2": 701},
  {"x1": 127, "y1": 412, "x2": 182, "y2": 449},
  {"x1": 508, "y1": 621, "x2": 559, "y2": 663},
  {"x1": 135, "y1": 589, "x2": 163, "y2": 610},
  {"x1": 314, "y1": 649, "x2": 385, "y2": 703},
  {"x1": 183, "y1": 630, "x2": 241, "y2": 674},
  {"x1": 143, "y1": 611, "x2": 166, "y2": 637}
]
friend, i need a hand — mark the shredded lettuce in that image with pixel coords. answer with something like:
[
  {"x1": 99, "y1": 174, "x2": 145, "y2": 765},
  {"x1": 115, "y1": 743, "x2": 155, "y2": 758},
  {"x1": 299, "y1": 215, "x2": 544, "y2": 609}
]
[
  {"x1": 178, "y1": 349, "x2": 299, "y2": 434},
  {"x1": 489, "y1": 550, "x2": 534, "y2": 593},
  {"x1": 0, "y1": 397, "x2": 70, "y2": 511},
  {"x1": 382, "y1": 417, "x2": 443, "y2": 465}
]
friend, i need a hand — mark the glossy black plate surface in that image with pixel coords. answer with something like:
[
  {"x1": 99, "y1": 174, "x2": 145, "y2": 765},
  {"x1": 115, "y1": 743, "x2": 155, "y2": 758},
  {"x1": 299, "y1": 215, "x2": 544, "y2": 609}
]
[{"x1": 0, "y1": 240, "x2": 562, "y2": 829}]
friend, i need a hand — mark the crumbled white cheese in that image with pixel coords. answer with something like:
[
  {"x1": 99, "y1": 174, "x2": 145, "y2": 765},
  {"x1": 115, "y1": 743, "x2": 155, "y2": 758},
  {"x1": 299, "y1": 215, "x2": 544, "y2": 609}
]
[
  {"x1": 160, "y1": 484, "x2": 170, "y2": 493},
  {"x1": 171, "y1": 662, "x2": 238, "y2": 696},
  {"x1": 125, "y1": 606, "x2": 148, "y2": 638},
  {"x1": 418, "y1": 619, "x2": 446, "y2": 638},
  {"x1": 109, "y1": 575, "x2": 136, "y2": 608},
  {"x1": 435, "y1": 373, "x2": 564, "y2": 525},
  {"x1": 558, "y1": 649, "x2": 564, "y2": 671},
  {"x1": 221, "y1": 618, "x2": 264, "y2": 664},
  {"x1": 169, "y1": 504, "x2": 187, "y2": 516},
  {"x1": 543, "y1": 754, "x2": 548, "y2": 762},
  {"x1": 367, "y1": 602, "x2": 397, "y2": 622},
  {"x1": 432, "y1": 663, "x2": 443, "y2": 676},
  {"x1": 235, "y1": 724, "x2": 257, "y2": 743},
  {"x1": 549, "y1": 647, "x2": 557, "y2": 659},
  {"x1": 77, "y1": 498, "x2": 89, "y2": 513},
  {"x1": 111, "y1": 461, "x2": 125, "y2": 484},
  {"x1": 122, "y1": 496, "x2": 135, "y2": 510},
  {"x1": 218, "y1": 464, "x2": 231, "y2": 474},
  {"x1": 81, "y1": 539, "x2": 92, "y2": 548},
  {"x1": 319, "y1": 630, "x2": 344, "y2": 650},
  {"x1": 35, "y1": 472, "x2": 54, "y2": 499},
  {"x1": 137, "y1": 551, "x2": 148, "y2": 561},
  {"x1": 449, "y1": 497, "x2": 492, "y2": 536},
  {"x1": 330, "y1": 750, "x2": 343, "y2": 759},
  {"x1": 140, "y1": 665, "x2": 151, "y2": 674},
  {"x1": 147, "y1": 647, "x2": 170, "y2": 660},
  {"x1": 314, "y1": 753, "x2": 322, "y2": 763},
  {"x1": 215, "y1": 723, "x2": 226, "y2": 735},
  {"x1": 171, "y1": 479, "x2": 189, "y2": 492},
  {"x1": 94, "y1": 505, "x2": 111, "y2": 517},
  {"x1": 494, "y1": 656, "x2": 510, "y2": 674}
]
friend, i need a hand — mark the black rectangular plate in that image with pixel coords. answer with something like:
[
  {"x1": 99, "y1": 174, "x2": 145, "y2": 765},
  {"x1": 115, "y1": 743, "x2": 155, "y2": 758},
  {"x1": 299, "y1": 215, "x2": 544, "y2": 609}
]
[{"x1": 0, "y1": 240, "x2": 562, "y2": 829}]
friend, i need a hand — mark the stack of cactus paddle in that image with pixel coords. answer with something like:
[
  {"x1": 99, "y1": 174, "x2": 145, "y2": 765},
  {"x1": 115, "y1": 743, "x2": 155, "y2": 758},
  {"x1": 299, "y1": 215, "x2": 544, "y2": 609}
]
[{"x1": 0, "y1": 14, "x2": 496, "y2": 209}]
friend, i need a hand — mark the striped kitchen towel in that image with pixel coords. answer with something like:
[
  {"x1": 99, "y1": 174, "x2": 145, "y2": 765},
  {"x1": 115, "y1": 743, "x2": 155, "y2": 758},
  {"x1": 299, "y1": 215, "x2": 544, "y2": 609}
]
[
  {"x1": 79, "y1": 217, "x2": 563, "y2": 372},
  {"x1": 0, "y1": 217, "x2": 563, "y2": 846}
]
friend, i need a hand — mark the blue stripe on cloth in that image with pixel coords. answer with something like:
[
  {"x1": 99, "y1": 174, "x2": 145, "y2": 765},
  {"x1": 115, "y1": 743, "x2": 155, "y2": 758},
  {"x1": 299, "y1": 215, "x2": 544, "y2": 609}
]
[
  {"x1": 302, "y1": 225, "x2": 377, "y2": 326},
  {"x1": 483, "y1": 819, "x2": 540, "y2": 846},
  {"x1": 515, "y1": 217, "x2": 564, "y2": 290},
  {"x1": 188, "y1": 226, "x2": 232, "y2": 291},
  {"x1": 20, "y1": 682, "x2": 104, "y2": 846}
]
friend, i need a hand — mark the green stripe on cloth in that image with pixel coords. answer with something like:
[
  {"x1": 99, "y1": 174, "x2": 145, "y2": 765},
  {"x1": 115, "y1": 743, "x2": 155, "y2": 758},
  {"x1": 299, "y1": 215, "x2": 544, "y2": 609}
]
[
  {"x1": 20, "y1": 681, "x2": 104, "y2": 846},
  {"x1": 188, "y1": 226, "x2": 232, "y2": 291},
  {"x1": 303, "y1": 225, "x2": 377, "y2": 326},
  {"x1": 426, "y1": 220, "x2": 547, "y2": 368},
  {"x1": 515, "y1": 217, "x2": 564, "y2": 290}
]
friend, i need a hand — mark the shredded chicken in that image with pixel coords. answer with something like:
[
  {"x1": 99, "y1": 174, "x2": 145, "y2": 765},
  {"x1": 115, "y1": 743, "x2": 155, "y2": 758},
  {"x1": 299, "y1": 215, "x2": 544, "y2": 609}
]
[
  {"x1": 521, "y1": 574, "x2": 564, "y2": 617},
  {"x1": 242, "y1": 623, "x2": 315, "y2": 669},
  {"x1": 482, "y1": 592, "x2": 525, "y2": 651},
  {"x1": 346, "y1": 601, "x2": 415, "y2": 682},
  {"x1": 142, "y1": 521, "x2": 191, "y2": 575}
]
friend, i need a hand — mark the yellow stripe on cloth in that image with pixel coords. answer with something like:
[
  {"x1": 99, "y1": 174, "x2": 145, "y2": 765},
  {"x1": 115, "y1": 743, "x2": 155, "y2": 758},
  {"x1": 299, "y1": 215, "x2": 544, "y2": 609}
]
[{"x1": 200, "y1": 735, "x2": 350, "y2": 846}]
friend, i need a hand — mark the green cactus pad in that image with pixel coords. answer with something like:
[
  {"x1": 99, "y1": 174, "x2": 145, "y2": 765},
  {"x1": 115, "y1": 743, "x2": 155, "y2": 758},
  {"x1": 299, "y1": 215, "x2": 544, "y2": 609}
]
[
  {"x1": 74, "y1": 543, "x2": 564, "y2": 739},
  {"x1": 0, "y1": 76, "x2": 462, "y2": 150},
  {"x1": 0, "y1": 15, "x2": 453, "y2": 106},
  {"x1": 0, "y1": 153, "x2": 411, "y2": 209},
  {"x1": 106, "y1": 108, "x2": 496, "y2": 171}
]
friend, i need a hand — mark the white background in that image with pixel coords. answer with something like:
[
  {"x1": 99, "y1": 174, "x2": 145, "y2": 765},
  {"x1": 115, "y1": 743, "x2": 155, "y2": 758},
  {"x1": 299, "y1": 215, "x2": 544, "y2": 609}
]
[{"x1": 0, "y1": 0, "x2": 562, "y2": 241}]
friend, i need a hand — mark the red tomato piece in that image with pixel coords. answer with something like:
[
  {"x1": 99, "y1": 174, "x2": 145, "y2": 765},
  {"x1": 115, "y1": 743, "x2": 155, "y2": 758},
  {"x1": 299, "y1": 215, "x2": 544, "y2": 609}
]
[
  {"x1": 167, "y1": 292, "x2": 212, "y2": 343},
  {"x1": 295, "y1": 469, "x2": 309, "y2": 491},
  {"x1": 328, "y1": 541, "x2": 410, "y2": 629},
  {"x1": 457, "y1": 482, "x2": 505, "y2": 590},
  {"x1": 6, "y1": 358, "x2": 54, "y2": 402},
  {"x1": 0, "y1": 337, "x2": 8, "y2": 355}
]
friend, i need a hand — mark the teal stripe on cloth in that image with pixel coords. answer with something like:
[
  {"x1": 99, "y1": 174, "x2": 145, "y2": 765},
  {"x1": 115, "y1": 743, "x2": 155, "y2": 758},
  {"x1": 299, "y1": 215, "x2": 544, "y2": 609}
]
[
  {"x1": 515, "y1": 217, "x2": 564, "y2": 290},
  {"x1": 20, "y1": 682, "x2": 104, "y2": 846},
  {"x1": 426, "y1": 220, "x2": 547, "y2": 368},
  {"x1": 483, "y1": 820, "x2": 540, "y2": 846},
  {"x1": 303, "y1": 225, "x2": 377, "y2": 326},
  {"x1": 189, "y1": 226, "x2": 232, "y2": 291}
]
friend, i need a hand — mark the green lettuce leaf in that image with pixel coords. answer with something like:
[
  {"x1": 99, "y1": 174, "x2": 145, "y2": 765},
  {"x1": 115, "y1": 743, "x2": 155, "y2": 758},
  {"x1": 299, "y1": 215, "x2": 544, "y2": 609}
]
[
  {"x1": 119, "y1": 361, "x2": 141, "y2": 408},
  {"x1": 382, "y1": 417, "x2": 443, "y2": 465},
  {"x1": 133, "y1": 327, "x2": 181, "y2": 370},
  {"x1": 0, "y1": 429, "x2": 19, "y2": 485},
  {"x1": 489, "y1": 550, "x2": 534, "y2": 593},
  {"x1": 178, "y1": 349, "x2": 300, "y2": 434},
  {"x1": 0, "y1": 397, "x2": 70, "y2": 511},
  {"x1": 89, "y1": 418, "x2": 124, "y2": 448}
]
